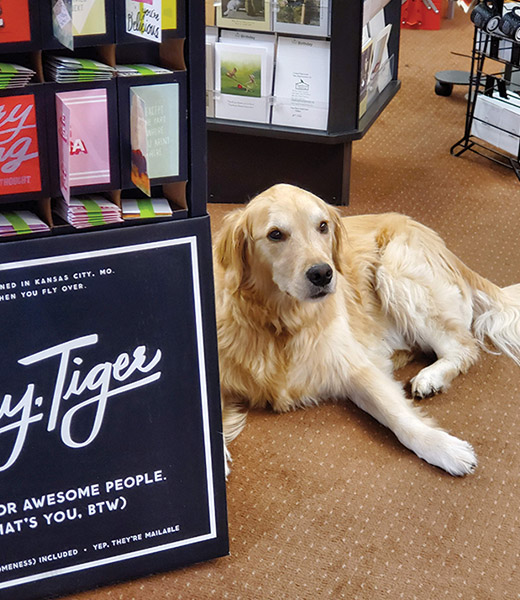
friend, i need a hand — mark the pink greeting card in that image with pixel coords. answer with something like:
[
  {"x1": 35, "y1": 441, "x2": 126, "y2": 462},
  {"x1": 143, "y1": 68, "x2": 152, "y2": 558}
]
[{"x1": 55, "y1": 88, "x2": 110, "y2": 195}]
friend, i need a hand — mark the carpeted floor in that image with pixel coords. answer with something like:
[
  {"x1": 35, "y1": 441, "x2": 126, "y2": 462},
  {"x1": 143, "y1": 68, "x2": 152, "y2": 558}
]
[{"x1": 64, "y1": 10, "x2": 520, "y2": 600}]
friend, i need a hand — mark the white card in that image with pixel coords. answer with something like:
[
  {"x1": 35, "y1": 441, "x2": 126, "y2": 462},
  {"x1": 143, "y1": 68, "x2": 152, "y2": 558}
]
[
  {"x1": 126, "y1": 0, "x2": 162, "y2": 43},
  {"x1": 215, "y1": 42, "x2": 270, "y2": 124},
  {"x1": 271, "y1": 36, "x2": 330, "y2": 130}
]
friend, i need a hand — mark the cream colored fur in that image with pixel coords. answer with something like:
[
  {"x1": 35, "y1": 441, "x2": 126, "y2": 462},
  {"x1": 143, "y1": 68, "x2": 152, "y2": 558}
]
[{"x1": 213, "y1": 184, "x2": 520, "y2": 476}]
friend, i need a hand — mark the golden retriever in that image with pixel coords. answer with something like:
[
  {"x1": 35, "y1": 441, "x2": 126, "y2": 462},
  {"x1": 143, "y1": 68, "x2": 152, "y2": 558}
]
[{"x1": 213, "y1": 184, "x2": 520, "y2": 476}]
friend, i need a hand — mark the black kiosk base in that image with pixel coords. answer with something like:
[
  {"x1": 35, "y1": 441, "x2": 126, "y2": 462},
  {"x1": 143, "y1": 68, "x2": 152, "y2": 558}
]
[{"x1": 0, "y1": 217, "x2": 228, "y2": 600}]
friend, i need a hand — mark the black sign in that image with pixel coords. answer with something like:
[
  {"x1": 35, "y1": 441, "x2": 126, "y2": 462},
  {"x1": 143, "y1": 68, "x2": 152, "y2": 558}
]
[{"x1": 0, "y1": 218, "x2": 228, "y2": 600}]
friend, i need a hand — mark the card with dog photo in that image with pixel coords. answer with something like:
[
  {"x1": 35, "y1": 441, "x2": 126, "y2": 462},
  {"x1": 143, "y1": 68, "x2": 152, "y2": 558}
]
[
  {"x1": 217, "y1": 0, "x2": 271, "y2": 32},
  {"x1": 273, "y1": 0, "x2": 329, "y2": 36}
]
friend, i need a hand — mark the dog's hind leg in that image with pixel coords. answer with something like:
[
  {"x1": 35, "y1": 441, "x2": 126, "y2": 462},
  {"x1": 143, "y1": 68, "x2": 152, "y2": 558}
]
[
  {"x1": 375, "y1": 247, "x2": 479, "y2": 398},
  {"x1": 347, "y1": 363, "x2": 477, "y2": 476}
]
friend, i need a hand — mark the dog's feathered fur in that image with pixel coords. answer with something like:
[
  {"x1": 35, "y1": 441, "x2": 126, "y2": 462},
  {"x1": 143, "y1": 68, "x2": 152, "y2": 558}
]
[{"x1": 213, "y1": 184, "x2": 520, "y2": 476}]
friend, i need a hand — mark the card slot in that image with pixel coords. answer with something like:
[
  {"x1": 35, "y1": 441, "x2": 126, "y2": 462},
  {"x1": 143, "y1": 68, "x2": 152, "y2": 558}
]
[
  {"x1": 117, "y1": 73, "x2": 188, "y2": 190},
  {"x1": 0, "y1": 197, "x2": 52, "y2": 242},
  {"x1": 45, "y1": 80, "x2": 120, "y2": 198}
]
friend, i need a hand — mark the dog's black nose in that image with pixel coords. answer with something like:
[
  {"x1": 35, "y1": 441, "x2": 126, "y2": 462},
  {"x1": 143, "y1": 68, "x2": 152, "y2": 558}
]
[{"x1": 306, "y1": 263, "x2": 333, "y2": 287}]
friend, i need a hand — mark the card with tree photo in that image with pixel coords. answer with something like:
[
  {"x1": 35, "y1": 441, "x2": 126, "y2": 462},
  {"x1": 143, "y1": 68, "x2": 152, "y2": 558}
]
[{"x1": 274, "y1": 0, "x2": 329, "y2": 36}]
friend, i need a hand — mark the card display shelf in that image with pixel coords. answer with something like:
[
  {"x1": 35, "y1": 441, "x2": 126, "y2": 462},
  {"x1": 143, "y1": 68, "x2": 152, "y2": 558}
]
[
  {"x1": 206, "y1": 0, "x2": 402, "y2": 204},
  {"x1": 0, "y1": 2, "x2": 228, "y2": 599}
]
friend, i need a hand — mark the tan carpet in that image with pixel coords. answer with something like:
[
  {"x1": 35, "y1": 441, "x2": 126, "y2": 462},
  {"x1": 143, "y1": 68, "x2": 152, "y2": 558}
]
[{"x1": 64, "y1": 10, "x2": 520, "y2": 600}]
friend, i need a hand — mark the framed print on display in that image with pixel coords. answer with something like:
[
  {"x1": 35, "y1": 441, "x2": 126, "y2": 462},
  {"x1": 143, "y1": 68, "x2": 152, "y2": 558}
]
[
  {"x1": 217, "y1": 0, "x2": 271, "y2": 32},
  {"x1": 273, "y1": 0, "x2": 329, "y2": 36}
]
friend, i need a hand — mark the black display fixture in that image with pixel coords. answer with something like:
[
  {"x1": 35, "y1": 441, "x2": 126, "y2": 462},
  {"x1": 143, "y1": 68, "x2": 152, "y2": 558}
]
[
  {"x1": 207, "y1": 0, "x2": 402, "y2": 204},
  {"x1": 0, "y1": 2, "x2": 229, "y2": 599}
]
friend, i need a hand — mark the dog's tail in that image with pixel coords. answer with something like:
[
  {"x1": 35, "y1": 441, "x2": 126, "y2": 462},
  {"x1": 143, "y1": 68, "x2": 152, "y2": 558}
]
[{"x1": 460, "y1": 262, "x2": 520, "y2": 365}]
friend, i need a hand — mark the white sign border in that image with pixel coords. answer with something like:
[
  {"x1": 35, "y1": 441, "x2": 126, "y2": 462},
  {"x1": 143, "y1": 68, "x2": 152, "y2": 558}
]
[{"x1": 0, "y1": 235, "x2": 218, "y2": 590}]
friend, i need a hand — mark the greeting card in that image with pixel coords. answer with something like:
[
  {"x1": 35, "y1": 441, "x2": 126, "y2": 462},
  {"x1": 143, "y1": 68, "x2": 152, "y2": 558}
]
[
  {"x1": 273, "y1": 0, "x2": 329, "y2": 36},
  {"x1": 126, "y1": 0, "x2": 162, "y2": 43},
  {"x1": 162, "y1": 0, "x2": 177, "y2": 29},
  {"x1": 52, "y1": 0, "x2": 74, "y2": 50},
  {"x1": 130, "y1": 90, "x2": 150, "y2": 195},
  {"x1": 215, "y1": 41, "x2": 271, "y2": 123},
  {"x1": 130, "y1": 83, "x2": 180, "y2": 180},
  {"x1": 55, "y1": 89, "x2": 111, "y2": 192},
  {"x1": 55, "y1": 194, "x2": 122, "y2": 227},
  {"x1": 368, "y1": 11, "x2": 392, "y2": 93},
  {"x1": 0, "y1": 210, "x2": 49, "y2": 236},
  {"x1": 219, "y1": 29, "x2": 275, "y2": 88},
  {"x1": 121, "y1": 197, "x2": 173, "y2": 219},
  {"x1": 271, "y1": 36, "x2": 330, "y2": 130},
  {"x1": 72, "y1": 0, "x2": 107, "y2": 36},
  {"x1": 0, "y1": 63, "x2": 35, "y2": 88},
  {"x1": 0, "y1": 94, "x2": 42, "y2": 195},
  {"x1": 0, "y1": 0, "x2": 31, "y2": 44},
  {"x1": 217, "y1": 0, "x2": 271, "y2": 32},
  {"x1": 359, "y1": 38, "x2": 373, "y2": 118},
  {"x1": 46, "y1": 56, "x2": 115, "y2": 82}
]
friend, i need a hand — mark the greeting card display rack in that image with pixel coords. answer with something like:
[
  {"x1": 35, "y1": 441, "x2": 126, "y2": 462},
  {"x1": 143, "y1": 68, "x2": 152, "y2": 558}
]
[
  {"x1": 451, "y1": 2, "x2": 520, "y2": 180},
  {"x1": 0, "y1": 2, "x2": 229, "y2": 600},
  {"x1": 206, "y1": 0, "x2": 402, "y2": 204}
]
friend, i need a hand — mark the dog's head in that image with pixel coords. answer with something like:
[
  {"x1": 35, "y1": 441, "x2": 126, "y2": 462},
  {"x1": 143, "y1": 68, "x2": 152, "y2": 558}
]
[{"x1": 214, "y1": 184, "x2": 345, "y2": 302}]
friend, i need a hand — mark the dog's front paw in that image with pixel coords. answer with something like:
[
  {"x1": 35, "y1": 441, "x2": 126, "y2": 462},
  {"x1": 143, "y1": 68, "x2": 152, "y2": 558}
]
[
  {"x1": 416, "y1": 429, "x2": 477, "y2": 476},
  {"x1": 410, "y1": 367, "x2": 447, "y2": 399}
]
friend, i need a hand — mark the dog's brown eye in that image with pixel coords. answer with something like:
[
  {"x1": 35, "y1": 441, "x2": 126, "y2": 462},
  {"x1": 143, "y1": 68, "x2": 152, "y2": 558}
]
[
  {"x1": 268, "y1": 229, "x2": 285, "y2": 241},
  {"x1": 319, "y1": 221, "x2": 329, "y2": 234}
]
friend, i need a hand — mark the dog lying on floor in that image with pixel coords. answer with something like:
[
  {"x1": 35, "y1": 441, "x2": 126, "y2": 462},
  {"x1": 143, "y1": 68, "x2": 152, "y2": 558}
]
[{"x1": 213, "y1": 184, "x2": 520, "y2": 476}]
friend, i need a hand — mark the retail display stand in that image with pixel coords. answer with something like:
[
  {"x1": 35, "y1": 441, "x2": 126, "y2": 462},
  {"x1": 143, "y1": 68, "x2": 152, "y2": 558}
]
[
  {"x1": 451, "y1": 0, "x2": 520, "y2": 179},
  {"x1": 0, "y1": 2, "x2": 229, "y2": 599},
  {"x1": 206, "y1": 0, "x2": 402, "y2": 204}
]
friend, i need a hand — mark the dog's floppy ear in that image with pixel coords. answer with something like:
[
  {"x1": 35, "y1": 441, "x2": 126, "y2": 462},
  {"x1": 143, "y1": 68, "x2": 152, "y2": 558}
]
[
  {"x1": 214, "y1": 208, "x2": 250, "y2": 293},
  {"x1": 328, "y1": 205, "x2": 345, "y2": 275}
]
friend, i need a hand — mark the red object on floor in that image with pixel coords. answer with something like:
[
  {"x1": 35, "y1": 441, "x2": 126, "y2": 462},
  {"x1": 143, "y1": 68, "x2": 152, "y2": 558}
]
[{"x1": 401, "y1": 0, "x2": 442, "y2": 29}]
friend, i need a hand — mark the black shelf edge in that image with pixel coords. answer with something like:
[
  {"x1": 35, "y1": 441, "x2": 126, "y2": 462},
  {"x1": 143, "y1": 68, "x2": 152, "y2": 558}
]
[{"x1": 207, "y1": 80, "x2": 401, "y2": 144}]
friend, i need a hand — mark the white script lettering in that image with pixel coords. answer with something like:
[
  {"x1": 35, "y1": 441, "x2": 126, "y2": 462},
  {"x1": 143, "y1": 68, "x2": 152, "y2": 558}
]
[{"x1": 0, "y1": 334, "x2": 162, "y2": 471}]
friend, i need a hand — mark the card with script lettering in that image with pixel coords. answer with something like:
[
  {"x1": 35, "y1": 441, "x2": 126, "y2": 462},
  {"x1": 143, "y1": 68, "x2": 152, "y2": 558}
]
[
  {"x1": 126, "y1": 0, "x2": 162, "y2": 43},
  {"x1": 271, "y1": 36, "x2": 330, "y2": 130},
  {"x1": 0, "y1": 0, "x2": 32, "y2": 45},
  {"x1": 129, "y1": 83, "x2": 179, "y2": 180},
  {"x1": 55, "y1": 89, "x2": 111, "y2": 191},
  {"x1": 0, "y1": 219, "x2": 228, "y2": 599},
  {"x1": 0, "y1": 94, "x2": 42, "y2": 195}
]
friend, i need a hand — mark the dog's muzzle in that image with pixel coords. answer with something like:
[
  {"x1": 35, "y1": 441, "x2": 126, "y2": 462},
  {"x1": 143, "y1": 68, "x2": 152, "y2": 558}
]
[{"x1": 306, "y1": 263, "x2": 334, "y2": 299}]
